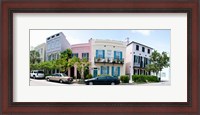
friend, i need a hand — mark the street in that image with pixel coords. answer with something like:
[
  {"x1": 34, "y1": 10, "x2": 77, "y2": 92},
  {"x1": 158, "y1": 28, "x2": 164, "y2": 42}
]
[{"x1": 29, "y1": 78, "x2": 85, "y2": 86}]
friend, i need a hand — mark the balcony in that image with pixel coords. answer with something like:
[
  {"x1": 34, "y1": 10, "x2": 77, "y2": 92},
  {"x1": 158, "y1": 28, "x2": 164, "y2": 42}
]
[
  {"x1": 94, "y1": 57, "x2": 124, "y2": 64},
  {"x1": 134, "y1": 62, "x2": 149, "y2": 68},
  {"x1": 134, "y1": 63, "x2": 140, "y2": 67}
]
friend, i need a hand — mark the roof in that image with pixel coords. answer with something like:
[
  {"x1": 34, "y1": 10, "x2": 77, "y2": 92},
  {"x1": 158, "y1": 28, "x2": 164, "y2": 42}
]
[{"x1": 127, "y1": 41, "x2": 153, "y2": 49}]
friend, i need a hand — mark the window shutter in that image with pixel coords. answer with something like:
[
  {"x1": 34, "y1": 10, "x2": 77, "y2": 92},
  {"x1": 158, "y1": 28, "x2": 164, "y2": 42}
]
[
  {"x1": 112, "y1": 66, "x2": 114, "y2": 76},
  {"x1": 120, "y1": 51, "x2": 122, "y2": 60},
  {"x1": 101, "y1": 66, "x2": 103, "y2": 75},
  {"x1": 103, "y1": 50, "x2": 105, "y2": 58},
  {"x1": 134, "y1": 55, "x2": 136, "y2": 63},
  {"x1": 96, "y1": 50, "x2": 98, "y2": 58},
  {"x1": 118, "y1": 67, "x2": 120, "y2": 77},
  {"x1": 107, "y1": 66, "x2": 109, "y2": 75}
]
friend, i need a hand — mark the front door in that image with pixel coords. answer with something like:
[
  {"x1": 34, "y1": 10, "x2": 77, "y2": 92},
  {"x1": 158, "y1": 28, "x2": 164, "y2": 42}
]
[{"x1": 93, "y1": 69, "x2": 98, "y2": 77}]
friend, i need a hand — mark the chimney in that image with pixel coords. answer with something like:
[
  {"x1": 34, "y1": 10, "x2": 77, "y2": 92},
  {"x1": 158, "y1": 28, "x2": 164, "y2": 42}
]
[{"x1": 125, "y1": 37, "x2": 129, "y2": 45}]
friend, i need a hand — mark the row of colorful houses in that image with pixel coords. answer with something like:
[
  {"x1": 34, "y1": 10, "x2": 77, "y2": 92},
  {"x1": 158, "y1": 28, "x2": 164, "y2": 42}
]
[{"x1": 33, "y1": 32, "x2": 154, "y2": 80}]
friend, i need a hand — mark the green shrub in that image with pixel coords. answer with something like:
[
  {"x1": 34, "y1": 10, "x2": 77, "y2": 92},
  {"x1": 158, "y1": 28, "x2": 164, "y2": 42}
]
[
  {"x1": 132, "y1": 75, "x2": 159, "y2": 83},
  {"x1": 45, "y1": 74, "x2": 51, "y2": 77},
  {"x1": 86, "y1": 74, "x2": 93, "y2": 79},
  {"x1": 146, "y1": 76, "x2": 159, "y2": 82},
  {"x1": 120, "y1": 75, "x2": 129, "y2": 83}
]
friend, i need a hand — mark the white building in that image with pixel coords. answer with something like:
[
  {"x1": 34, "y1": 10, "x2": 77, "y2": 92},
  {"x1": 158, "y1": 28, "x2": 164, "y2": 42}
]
[
  {"x1": 126, "y1": 41, "x2": 153, "y2": 82},
  {"x1": 46, "y1": 32, "x2": 71, "y2": 61},
  {"x1": 34, "y1": 43, "x2": 46, "y2": 62},
  {"x1": 90, "y1": 39, "x2": 126, "y2": 77}
]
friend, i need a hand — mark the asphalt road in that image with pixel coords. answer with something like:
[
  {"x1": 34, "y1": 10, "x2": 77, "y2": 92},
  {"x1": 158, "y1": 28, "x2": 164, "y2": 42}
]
[
  {"x1": 29, "y1": 78, "x2": 85, "y2": 86},
  {"x1": 30, "y1": 78, "x2": 170, "y2": 86}
]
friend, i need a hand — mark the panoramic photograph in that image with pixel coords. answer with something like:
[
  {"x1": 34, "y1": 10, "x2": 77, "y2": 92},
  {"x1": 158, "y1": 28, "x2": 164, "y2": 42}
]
[{"x1": 29, "y1": 29, "x2": 170, "y2": 86}]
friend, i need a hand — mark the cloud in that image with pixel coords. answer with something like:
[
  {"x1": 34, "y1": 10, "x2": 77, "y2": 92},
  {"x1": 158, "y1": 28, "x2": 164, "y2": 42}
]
[{"x1": 131, "y1": 30, "x2": 152, "y2": 36}]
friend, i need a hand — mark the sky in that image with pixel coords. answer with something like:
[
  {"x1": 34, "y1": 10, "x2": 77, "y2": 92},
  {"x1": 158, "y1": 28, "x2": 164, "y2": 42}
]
[{"x1": 30, "y1": 29, "x2": 170, "y2": 53}]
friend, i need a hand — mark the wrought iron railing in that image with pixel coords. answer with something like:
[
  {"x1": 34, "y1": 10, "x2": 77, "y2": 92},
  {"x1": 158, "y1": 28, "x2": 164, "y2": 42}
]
[{"x1": 94, "y1": 57, "x2": 124, "y2": 64}]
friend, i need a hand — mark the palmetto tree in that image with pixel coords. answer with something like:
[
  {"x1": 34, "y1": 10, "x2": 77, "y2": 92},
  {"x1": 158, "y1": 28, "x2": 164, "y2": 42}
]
[
  {"x1": 76, "y1": 58, "x2": 91, "y2": 80},
  {"x1": 30, "y1": 50, "x2": 41, "y2": 64}
]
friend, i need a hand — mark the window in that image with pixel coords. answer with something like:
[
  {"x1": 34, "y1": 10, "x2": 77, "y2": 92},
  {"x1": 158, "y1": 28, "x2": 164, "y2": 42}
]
[
  {"x1": 112, "y1": 66, "x2": 120, "y2": 77},
  {"x1": 134, "y1": 55, "x2": 140, "y2": 63},
  {"x1": 107, "y1": 50, "x2": 112, "y2": 58},
  {"x1": 96, "y1": 50, "x2": 105, "y2": 58},
  {"x1": 56, "y1": 54, "x2": 59, "y2": 59},
  {"x1": 47, "y1": 37, "x2": 50, "y2": 40},
  {"x1": 136, "y1": 45, "x2": 139, "y2": 50},
  {"x1": 148, "y1": 49, "x2": 150, "y2": 54},
  {"x1": 52, "y1": 35, "x2": 55, "y2": 38},
  {"x1": 38, "y1": 71, "x2": 44, "y2": 73},
  {"x1": 48, "y1": 55, "x2": 51, "y2": 61},
  {"x1": 56, "y1": 33, "x2": 60, "y2": 36},
  {"x1": 101, "y1": 66, "x2": 109, "y2": 75},
  {"x1": 72, "y1": 53, "x2": 78, "y2": 57},
  {"x1": 56, "y1": 40, "x2": 59, "y2": 47},
  {"x1": 41, "y1": 49, "x2": 43, "y2": 54},
  {"x1": 114, "y1": 51, "x2": 122, "y2": 59},
  {"x1": 82, "y1": 53, "x2": 89, "y2": 59},
  {"x1": 142, "y1": 47, "x2": 145, "y2": 52}
]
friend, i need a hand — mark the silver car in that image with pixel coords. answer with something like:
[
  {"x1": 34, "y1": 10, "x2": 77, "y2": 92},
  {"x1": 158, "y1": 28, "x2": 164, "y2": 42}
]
[{"x1": 46, "y1": 73, "x2": 73, "y2": 84}]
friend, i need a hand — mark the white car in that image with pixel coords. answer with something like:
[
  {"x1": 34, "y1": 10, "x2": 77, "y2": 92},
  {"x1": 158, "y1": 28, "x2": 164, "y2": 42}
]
[{"x1": 30, "y1": 70, "x2": 45, "y2": 79}]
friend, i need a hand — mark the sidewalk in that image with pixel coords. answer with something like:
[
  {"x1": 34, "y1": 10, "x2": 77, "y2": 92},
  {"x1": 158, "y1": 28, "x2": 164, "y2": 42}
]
[{"x1": 120, "y1": 80, "x2": 170, "y2": 86}]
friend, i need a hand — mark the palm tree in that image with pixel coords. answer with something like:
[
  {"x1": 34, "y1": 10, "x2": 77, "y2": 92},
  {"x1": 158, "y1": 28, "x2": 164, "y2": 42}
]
[
  {"x1": 77, "y1": 58, "x2": 91, "y2": 80},
  {"x1": 68, "y1": 57, "x2": 80, "y2": 80},
  {"x1": 30, "y1": 50, "x2": 41, "y2": 64},
  {"x1": 59, "y1": 48, "x2": 73, "y2": 74}
]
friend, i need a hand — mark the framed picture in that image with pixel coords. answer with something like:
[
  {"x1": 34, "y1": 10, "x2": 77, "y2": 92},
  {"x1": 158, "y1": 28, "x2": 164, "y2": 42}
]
[{"x1": 1, "y1": 0, "x2": 199, "y2": 114}]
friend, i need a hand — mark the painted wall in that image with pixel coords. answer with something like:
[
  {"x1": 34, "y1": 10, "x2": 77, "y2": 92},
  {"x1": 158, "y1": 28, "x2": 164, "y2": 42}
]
[{"x1": 125, "y1": 43, "x2": 133, "y2": 75}]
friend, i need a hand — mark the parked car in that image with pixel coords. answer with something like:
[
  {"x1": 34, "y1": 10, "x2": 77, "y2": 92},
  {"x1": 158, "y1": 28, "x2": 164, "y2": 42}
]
[
  {"x1": 30, "y1": 70, "x2": 45, "y2": 79},
  {"x1": 46, "y1": 73, "x2": 73, "y2": 84},
  {"x1": 85, "y1": 76, "x2": 120, "y2": 85}
]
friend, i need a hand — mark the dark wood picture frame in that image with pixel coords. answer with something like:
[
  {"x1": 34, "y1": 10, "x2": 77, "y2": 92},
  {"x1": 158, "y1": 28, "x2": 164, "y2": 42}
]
[{"x1": 1, "y1": 0, "x2": 199, "y2": 114}]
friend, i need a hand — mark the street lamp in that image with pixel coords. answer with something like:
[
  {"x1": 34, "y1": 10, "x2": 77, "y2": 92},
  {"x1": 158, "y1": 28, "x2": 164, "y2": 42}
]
[{"x1": 129, "y1": 66, "x2": 133, "y2": 83}]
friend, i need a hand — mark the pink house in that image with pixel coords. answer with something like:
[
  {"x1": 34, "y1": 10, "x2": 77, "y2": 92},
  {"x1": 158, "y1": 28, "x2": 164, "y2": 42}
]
[{"x1": 70, "y1": 42, "x2": 91, "y2": 78}]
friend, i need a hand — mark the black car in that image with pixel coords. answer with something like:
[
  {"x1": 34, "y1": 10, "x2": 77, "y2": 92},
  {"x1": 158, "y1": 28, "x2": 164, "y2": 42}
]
[{"x1": 85, "y1": 76, "x2": 120, "y2": 85}]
